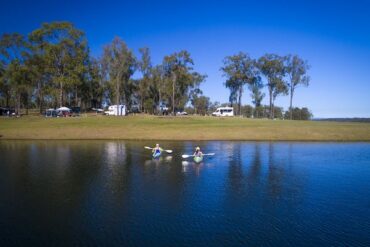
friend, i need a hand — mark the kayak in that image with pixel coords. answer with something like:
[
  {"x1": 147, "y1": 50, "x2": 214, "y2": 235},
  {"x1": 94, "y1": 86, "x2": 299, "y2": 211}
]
[
  {"x1": 193, "y1": 155, "x2": 203, "y2": 163},
  {"x1": 152, "y1": 151, "x2": 161, "y2": 158}
]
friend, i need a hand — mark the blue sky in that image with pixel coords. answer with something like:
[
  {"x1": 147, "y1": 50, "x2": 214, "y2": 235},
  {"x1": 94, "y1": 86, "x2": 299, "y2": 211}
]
[{"x1": 1, "y1": 0, "x2": 370, "y2": 117}]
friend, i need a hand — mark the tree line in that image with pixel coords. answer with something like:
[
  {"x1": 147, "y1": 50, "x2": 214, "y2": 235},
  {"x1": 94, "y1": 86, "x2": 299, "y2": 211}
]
[
  {"x1": 0, "y1": 21, "x2": 311, "y2": 120},
  {"x1": 221, "y1": 52, "x2": 310, "y2": 120}
]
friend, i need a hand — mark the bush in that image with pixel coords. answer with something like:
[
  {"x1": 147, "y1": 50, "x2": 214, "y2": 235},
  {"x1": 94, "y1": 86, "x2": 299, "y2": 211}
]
[{"x1": 284, "y1": 107, "x2": 312, "y2": 120}]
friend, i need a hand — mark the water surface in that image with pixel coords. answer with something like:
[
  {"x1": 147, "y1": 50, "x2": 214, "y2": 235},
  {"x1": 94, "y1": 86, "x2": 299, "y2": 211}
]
[{"x1": 0, "y1": 141, "x2": 370, "y2": 246}]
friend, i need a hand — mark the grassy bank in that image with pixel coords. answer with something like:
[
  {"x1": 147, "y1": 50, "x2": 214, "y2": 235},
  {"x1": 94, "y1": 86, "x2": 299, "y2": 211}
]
[{"x1": 1, "y1": 114, "x2": 370, "y2": 141}]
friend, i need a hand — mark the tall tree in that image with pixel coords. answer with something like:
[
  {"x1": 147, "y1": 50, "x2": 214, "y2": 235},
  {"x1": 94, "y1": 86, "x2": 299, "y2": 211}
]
[
  {"x1": 80, "y1": 57, "x2": 105, "y2": 109},
  {"x1": 29, "y1": 22, "x2": 89, "y2": 107},
  {"x1": 162, "y1": 50, "x2": 205, "y2": 114},
  {"x1": 138, "y1": 47, "x2": 152, "y2": 112},
  {"x1": 249, "y1": 77, "x2": 265, "y2": 118},
  {"x1": 249, "y1": 78, "x2": 264, "y2": 108},
  {"x1": 193, "y1": 95, "x2": 210, "y2": 115},
  {"x1": 221, "y1": 52, "x2": 258, "y2": 115},
  {"x1": 189, "y1": 88, "x2": 203, "y2": 114},
  {"x1": 102, "y1": 37, "x2": 136, "y2": 109},
  {"x1": 0, "y1": 57, "x2": 10, "y2": 106},
  {"x1": 257, "y1": 54, "x2": 287, "y2": 119},
  {"x1": 150, "y1": 64, "x2": 165, "y2": 113},
  {"x1": 0, "y1": 33, "x2": 31, "y2": 115},
  {"x1": 286, "y1": 55, "x2": 310, "y2": 120},
  {"x1": 27, "y1": 30, "x2": 50, "y2": 112}
]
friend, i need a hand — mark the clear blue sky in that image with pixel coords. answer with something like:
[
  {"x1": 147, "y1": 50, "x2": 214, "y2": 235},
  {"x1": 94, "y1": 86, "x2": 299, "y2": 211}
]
[{"x1": 1, "y1": 0, "x2": 370, "y2": 117}]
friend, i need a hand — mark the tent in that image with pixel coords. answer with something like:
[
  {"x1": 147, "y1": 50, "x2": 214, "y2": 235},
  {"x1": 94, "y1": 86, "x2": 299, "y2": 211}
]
[{"x1": 56, "y1": 107, "x2": 71, "y2": 111}]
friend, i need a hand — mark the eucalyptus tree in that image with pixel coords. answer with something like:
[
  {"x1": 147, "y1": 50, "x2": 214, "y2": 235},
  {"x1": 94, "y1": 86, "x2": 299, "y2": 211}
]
[
  {"x1": 286, "y1": 55, "x2": 310, "y2": 120},
  {"x1": 0, "y1": 33, "x2": 31, "y2": 114},
  {"x1": 138, "y1": 47, "x2": 152, "y2": 112},
  {"x1": 0, "y1": 59, "x2": 8, "y2": 106},
  {"x1": 249, "y1": 78, "x2": 264, "y2": 108},
  {"x1": 193, "y1": 95, "x2": 210, "y2": 115},
  {"x1": 257, "y1": 54, "x2": 287, "y2": 119},
  {"x1": 150, "y1": 64, "x2": 164, "y2": 113},
  {"x1": 225, "y1": 79, "x2": 238, "y2": 108},
  {"x1": 80, "y1": 57, "x2": 105, "y2": 109},
  {"x1": 189, "y1": 87, "x2": 203, "y2": 114},
  {"x1": 102, "y1": 37, "x2": 136, "y2": 108},
  {"x1": 27, "y1": 29, "x2": 51, "y2": 112},
  {"x1": 29, "y1": 22, "x2": 89, "y2": 107},
  {"x1": 221, "y1": 52, "x2": 259, "y2": 115},
  {"x1": 249, "y1": 77, "x2": 264, "y2": 118},
  {"x1": 162, "y1": 50, "x2": 206, "y2": 114}
]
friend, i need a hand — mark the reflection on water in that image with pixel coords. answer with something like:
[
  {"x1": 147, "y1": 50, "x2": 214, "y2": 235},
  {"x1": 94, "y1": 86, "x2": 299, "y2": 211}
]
[{"x1": 0, "y1": 141, "x2": 370, "y2": 246}]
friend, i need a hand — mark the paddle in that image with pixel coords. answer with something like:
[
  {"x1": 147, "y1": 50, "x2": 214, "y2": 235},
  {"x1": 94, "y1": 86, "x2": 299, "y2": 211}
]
[
  {"x1": 144, "y1": 146, "x2": 173, "y2": 154},
  {"x1": 182, "y1": 153, "x2": 215, "y2": 159}
]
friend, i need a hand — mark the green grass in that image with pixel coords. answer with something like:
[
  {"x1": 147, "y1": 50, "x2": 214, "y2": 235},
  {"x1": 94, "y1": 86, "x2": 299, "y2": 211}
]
[{"x1": 1, "y1": 114, "x2": 370, "y2": 141}]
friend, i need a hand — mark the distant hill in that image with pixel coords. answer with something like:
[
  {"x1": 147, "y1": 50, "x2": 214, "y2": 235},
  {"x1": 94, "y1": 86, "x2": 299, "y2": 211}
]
[{"x1": 313, "y1": 118, "x2": 370, "y2": 123}]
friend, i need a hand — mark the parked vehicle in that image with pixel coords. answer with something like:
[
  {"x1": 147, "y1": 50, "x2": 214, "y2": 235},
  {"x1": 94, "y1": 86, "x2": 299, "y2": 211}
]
[
  {"x1": 71, "y1": 106, "x2": 81, "y2": 117},
  {"x1": 105, "y1": 105, "x2": 126, "y2": 116},
  {"x1": 56, "y1": 107, "x2": 72, "y2": 117},
  {"x1": 91, "y1": 108, "x2": 104, "y2": 113},
  {"x1": 45, "y1": 109, "x2": 58, "y2": 117},
  {"x1": 0, "y1": 107, "x2": 15, "y2": 116},
  {"x1": 159, "y1": 105, "x2": 169, "y2": 115},
  {"x1": 212, "y1": 107, "x2": 234, "y2": 117},
  {"x1": 176, "y1": 111, "x2": 188, "y2": 116},
  {"x1": 130, "y1": 105, "x2": 141, "y2": 114}
]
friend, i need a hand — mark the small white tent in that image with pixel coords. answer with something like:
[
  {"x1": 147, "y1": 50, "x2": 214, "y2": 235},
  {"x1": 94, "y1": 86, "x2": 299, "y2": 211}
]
[{"x1": 56, "y1": 107, "x2": 71, "y2": 111}]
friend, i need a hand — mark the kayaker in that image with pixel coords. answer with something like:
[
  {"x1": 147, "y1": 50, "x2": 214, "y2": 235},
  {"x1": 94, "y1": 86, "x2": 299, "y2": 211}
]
[
  {"x1": 152, "y1": 144, "x2": 163, "y2": 155},
  {"x1": 193, "y1": 147, "x2": 203, "y2": 157}
]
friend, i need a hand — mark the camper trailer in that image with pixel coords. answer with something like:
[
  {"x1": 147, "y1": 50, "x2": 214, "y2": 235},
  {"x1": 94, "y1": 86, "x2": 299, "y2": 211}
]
[
  {"x1": 105, "y1": 105, "x2": 126, "y2": 116},
  {"x1": 212, "y1": 107, "x2": 234, "y2": 117}
]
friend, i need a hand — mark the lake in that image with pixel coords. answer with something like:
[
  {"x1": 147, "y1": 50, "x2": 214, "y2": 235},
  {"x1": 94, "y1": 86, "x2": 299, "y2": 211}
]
[{"x1": 0, "y1": 141, "x2": 370, "y2": 246}]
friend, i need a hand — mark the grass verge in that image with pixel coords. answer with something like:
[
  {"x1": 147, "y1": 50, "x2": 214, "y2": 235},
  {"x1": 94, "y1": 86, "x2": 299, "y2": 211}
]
[{"x1": 1, "y1": 114, "x2": 370, "y2": 141}]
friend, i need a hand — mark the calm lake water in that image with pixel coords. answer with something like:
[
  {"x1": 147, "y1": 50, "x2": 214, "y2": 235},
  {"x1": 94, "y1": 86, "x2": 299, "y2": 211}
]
[{"x1": 0, "y1": 141, "x2": 370, "y2": 246}]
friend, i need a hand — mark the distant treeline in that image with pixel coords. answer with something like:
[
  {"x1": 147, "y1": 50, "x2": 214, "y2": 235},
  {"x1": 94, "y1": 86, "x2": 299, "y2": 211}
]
[
  {"x1": 183, "y1": 103, "x2": 312, "y2": 120},
  {"x1": 313, "y1": 118, "x2": 370, "y2": 123},
  {"x1": 0, "y1": 21, "x2": 311, "y2": 120}
]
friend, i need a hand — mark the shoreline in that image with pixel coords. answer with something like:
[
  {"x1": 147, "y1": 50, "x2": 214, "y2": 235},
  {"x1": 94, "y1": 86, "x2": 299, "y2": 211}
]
[
  {"x1": 1, "y1": 138, "x2": 370, "y2": 142},
  {"x1": 1, "y1": 115, "x2": 370, "y2": 141}
]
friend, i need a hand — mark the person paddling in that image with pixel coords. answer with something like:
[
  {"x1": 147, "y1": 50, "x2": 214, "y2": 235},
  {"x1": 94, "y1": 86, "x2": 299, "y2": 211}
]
[
  {"x1": 153, "y1": 144, "x2": 163, "y2": 156},
  {"x1": 193, "y1": 147, "x2": 203, "y2": 157}
]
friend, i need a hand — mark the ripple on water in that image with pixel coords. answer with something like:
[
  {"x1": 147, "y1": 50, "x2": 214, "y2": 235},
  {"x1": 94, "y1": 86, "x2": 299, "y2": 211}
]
[{"x1": 0, "y1": 141, "x2": 370, "y2": 246}]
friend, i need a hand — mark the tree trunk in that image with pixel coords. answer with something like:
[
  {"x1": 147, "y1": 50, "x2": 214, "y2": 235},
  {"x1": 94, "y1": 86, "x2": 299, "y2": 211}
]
[
  {"x1": 172, "y1": 73, "x2": 176, "y2": 115},
  {"x1": 116, "y1": 76, "x2": 120, "y2": 106},
  {"x1": 59, "y1": 82, "x2": 64, "y2": 107},
  {"x1": 39, "y1": 94, "x2": 43, "y2": 114},
  {"x1": 141, "y1": 93, "x2": 144, "y2": 113},
  {"x1": 289, "y1": 87, "x2": 294, "y2": 120},
  {"x1": 238, "y1": 87, "x2": 242, "y2": 116},
  {"x1": 269, "y1": 88, "x2": 273, "y2": 119},
  {"x1": 158, "y1": 87, "x2": 162, "y2": 116},
  {"x1": 122, "y1": 75, "x2": 128, "y2": 109},
  {"x1": 26, "y1": 91, "x2": 30, "y2": 115},
  {"x1": 6, "y1": 91, "x2": 10, "y2": 108},
  {"x1": 16, "y1": 93, "x2": 21, "y2": 116},
  {"x1": 75, "y1": 86, "x2": 78, "y2": 106},
  {"x1": 38, "y1": 82, "x2": 43, "y2": 114}
]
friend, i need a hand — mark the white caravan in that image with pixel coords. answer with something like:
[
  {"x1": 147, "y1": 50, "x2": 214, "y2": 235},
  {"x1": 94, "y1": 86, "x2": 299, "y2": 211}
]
[
  {"x1": 105, "y1": 105, "x2": 126, "y2": 116},
  {"x1": 212, "y1": 107, "x2": 234, "y2": 117}
]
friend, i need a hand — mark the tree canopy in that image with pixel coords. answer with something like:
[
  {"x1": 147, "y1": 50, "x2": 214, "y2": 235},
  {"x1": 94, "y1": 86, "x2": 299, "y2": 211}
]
[{"x1": 0, "y1": 21, "x2": 311, "y2": 120}]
